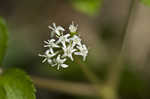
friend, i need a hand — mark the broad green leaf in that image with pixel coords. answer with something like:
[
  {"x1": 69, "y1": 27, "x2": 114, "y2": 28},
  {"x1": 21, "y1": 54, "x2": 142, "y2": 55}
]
[
  {"x1": 140, "y1": 0, "x2": 150, "y2": 6},
  {"x1": 0, "y1": 68, "x2": 36, "y2": 99},
  {"x1": 71, "y1": 0, "x2": 102, "y2": 16},
  {"x1": 0, "y1": 17, "x2": 8, "y2": 66}
]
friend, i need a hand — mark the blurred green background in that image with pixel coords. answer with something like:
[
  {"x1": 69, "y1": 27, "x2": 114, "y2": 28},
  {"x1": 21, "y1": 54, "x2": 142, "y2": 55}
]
[{"x1": 1, "y1": 0, "x2": 150, "y2": 99}]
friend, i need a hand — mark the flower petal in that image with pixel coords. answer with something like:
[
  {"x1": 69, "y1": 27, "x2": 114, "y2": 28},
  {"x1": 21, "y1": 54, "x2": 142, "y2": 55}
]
[
  {"x1": 53, "y1": 22, "x2": 56, "y2": 28},
  {"x1": 57, "y1": 26, "x2": 65, "y2": 31},
  {"x1": 42, "y1": 58, "x2": 47, "y2": 63},
  {"x1": 74, "y1": 52, "x2": 81, "y2": 55},
  {"x1": 47, "y1": 59, "x2": 52, "y2": 64},
  {"x1": 61, "y1": 64, "x2": 68, "y2": 68},
  {"x1": 55, "y1": 30, "x2": 61, "y2": 36}
]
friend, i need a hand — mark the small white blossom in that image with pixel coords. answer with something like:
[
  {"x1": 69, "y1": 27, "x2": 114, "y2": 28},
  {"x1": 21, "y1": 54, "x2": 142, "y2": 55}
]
[
  {"x1": 44, "y1": 39, "x2": 59, "y2": 48},
  {"x1": 62, "y1": 45, "x2": 76, "y2": 61},
  {"x1": 48, "y1": 23, "x2": 65, "y2": 36},
  {"x1": 56, "y1": 34, "x2": 70, "y2": 47},
  {"x1": 39, "y1": 49, "x2": 57, "y2": 64},
  {"x1": 75, "y1": 44, "x2": 88, "y2": 61},
  {"x1": 70, "y1": 35, "x2": 82, "y2": 47},
  {"x1": 69, "y1": 21, "x2": 78, "y2": 33},
  {"x1": 39, "y1": 22, "x2": 88, "y2": 70},
  {"x1": 52, "y1": 55, "x2": 68, "y2": 70}
]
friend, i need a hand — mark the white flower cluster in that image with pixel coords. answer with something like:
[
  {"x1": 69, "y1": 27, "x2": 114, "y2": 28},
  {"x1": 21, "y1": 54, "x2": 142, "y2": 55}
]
[{"x1": 39, "y1": 22, "x2": 88, "y2": 70}]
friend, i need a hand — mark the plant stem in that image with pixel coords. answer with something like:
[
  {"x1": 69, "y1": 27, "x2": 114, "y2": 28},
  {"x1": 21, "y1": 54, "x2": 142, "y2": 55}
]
[
  {"x1": 76, "y1": 58, "x2": 102, "y2": 98},
  {"x1": 0, "y1": 67, "x2": 3, "y2": 75},
  {"x1": 76, "y1": 58, "x2": 101, "y2": 85},
  {"x1": 106, "y1": 0, "x2": 136, "y2": 92},
  {"x1": 32, "y1": 76, "x2": 99, "y2": 96}
]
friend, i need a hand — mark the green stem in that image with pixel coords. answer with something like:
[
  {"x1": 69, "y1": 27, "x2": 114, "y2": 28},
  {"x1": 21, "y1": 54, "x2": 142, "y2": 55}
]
[
  {"x1": 76, "y1": 58, "x2": 102, "y2": 97},
  {"x1": 77, "y1": 59, "x2": 100, "y2": 84}
]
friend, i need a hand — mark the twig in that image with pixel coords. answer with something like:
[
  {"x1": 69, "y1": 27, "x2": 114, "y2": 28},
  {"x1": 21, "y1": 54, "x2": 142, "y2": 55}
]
[
  {"x1": 101, "y1": 1, "x2": 137, "y2": 99},
  {"x1": 31, "y1": 76, "x2": 99, "y2": 97},
  {"x1": 0, "y1": 67, "x2": 3, "y2": 75},
  {"x1": 106, "y1": 0, "x2": 137, "y2": 92}
]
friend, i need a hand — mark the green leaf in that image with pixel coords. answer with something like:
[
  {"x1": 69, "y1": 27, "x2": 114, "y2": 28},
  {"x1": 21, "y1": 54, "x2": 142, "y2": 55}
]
[
  {"x1": 0, "y1": 17, "x2": 8, "y2": 66},
  {"x1": 140, "y1": 0, "x2": 150, "y2": 6},
  {"x1": 71, "y1": 0, "x2": 102, "y2": 16},
  {"x1": 0, "y1": 68, "x2": 36, "y2": 99}
]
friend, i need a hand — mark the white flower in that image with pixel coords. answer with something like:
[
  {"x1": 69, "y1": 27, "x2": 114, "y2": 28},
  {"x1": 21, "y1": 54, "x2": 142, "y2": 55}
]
[
  {"x1": 39, "y1": 49, "x2": 57, "y2": 64},
  {"x1": 75, "y1": 44, "x2": 88, "y2": 61},
  {"x1": 70, "y1": 35, "x2": 82, "y2": 47},
  {"x1": 39, "y1": 22, "x2": 89, "y2": 70},
  {"x1": 44, "y1": 39, "x2": 59, "y2": 48},
  {"x1": 62, "y1": 45, "x2": 76, "y2": 61},
  {"x1": 69, "y1": 21, "x2": 78, "y2": 33},
  {"x1": 48, "y1": 23, "x2": 65, "y2": 36},
  {"x1": 52, "y1": 55, "x2": 68, "y2": 70},
  {"x1": 56, "y1": 34, "x2": 70, "y2": 47}
]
